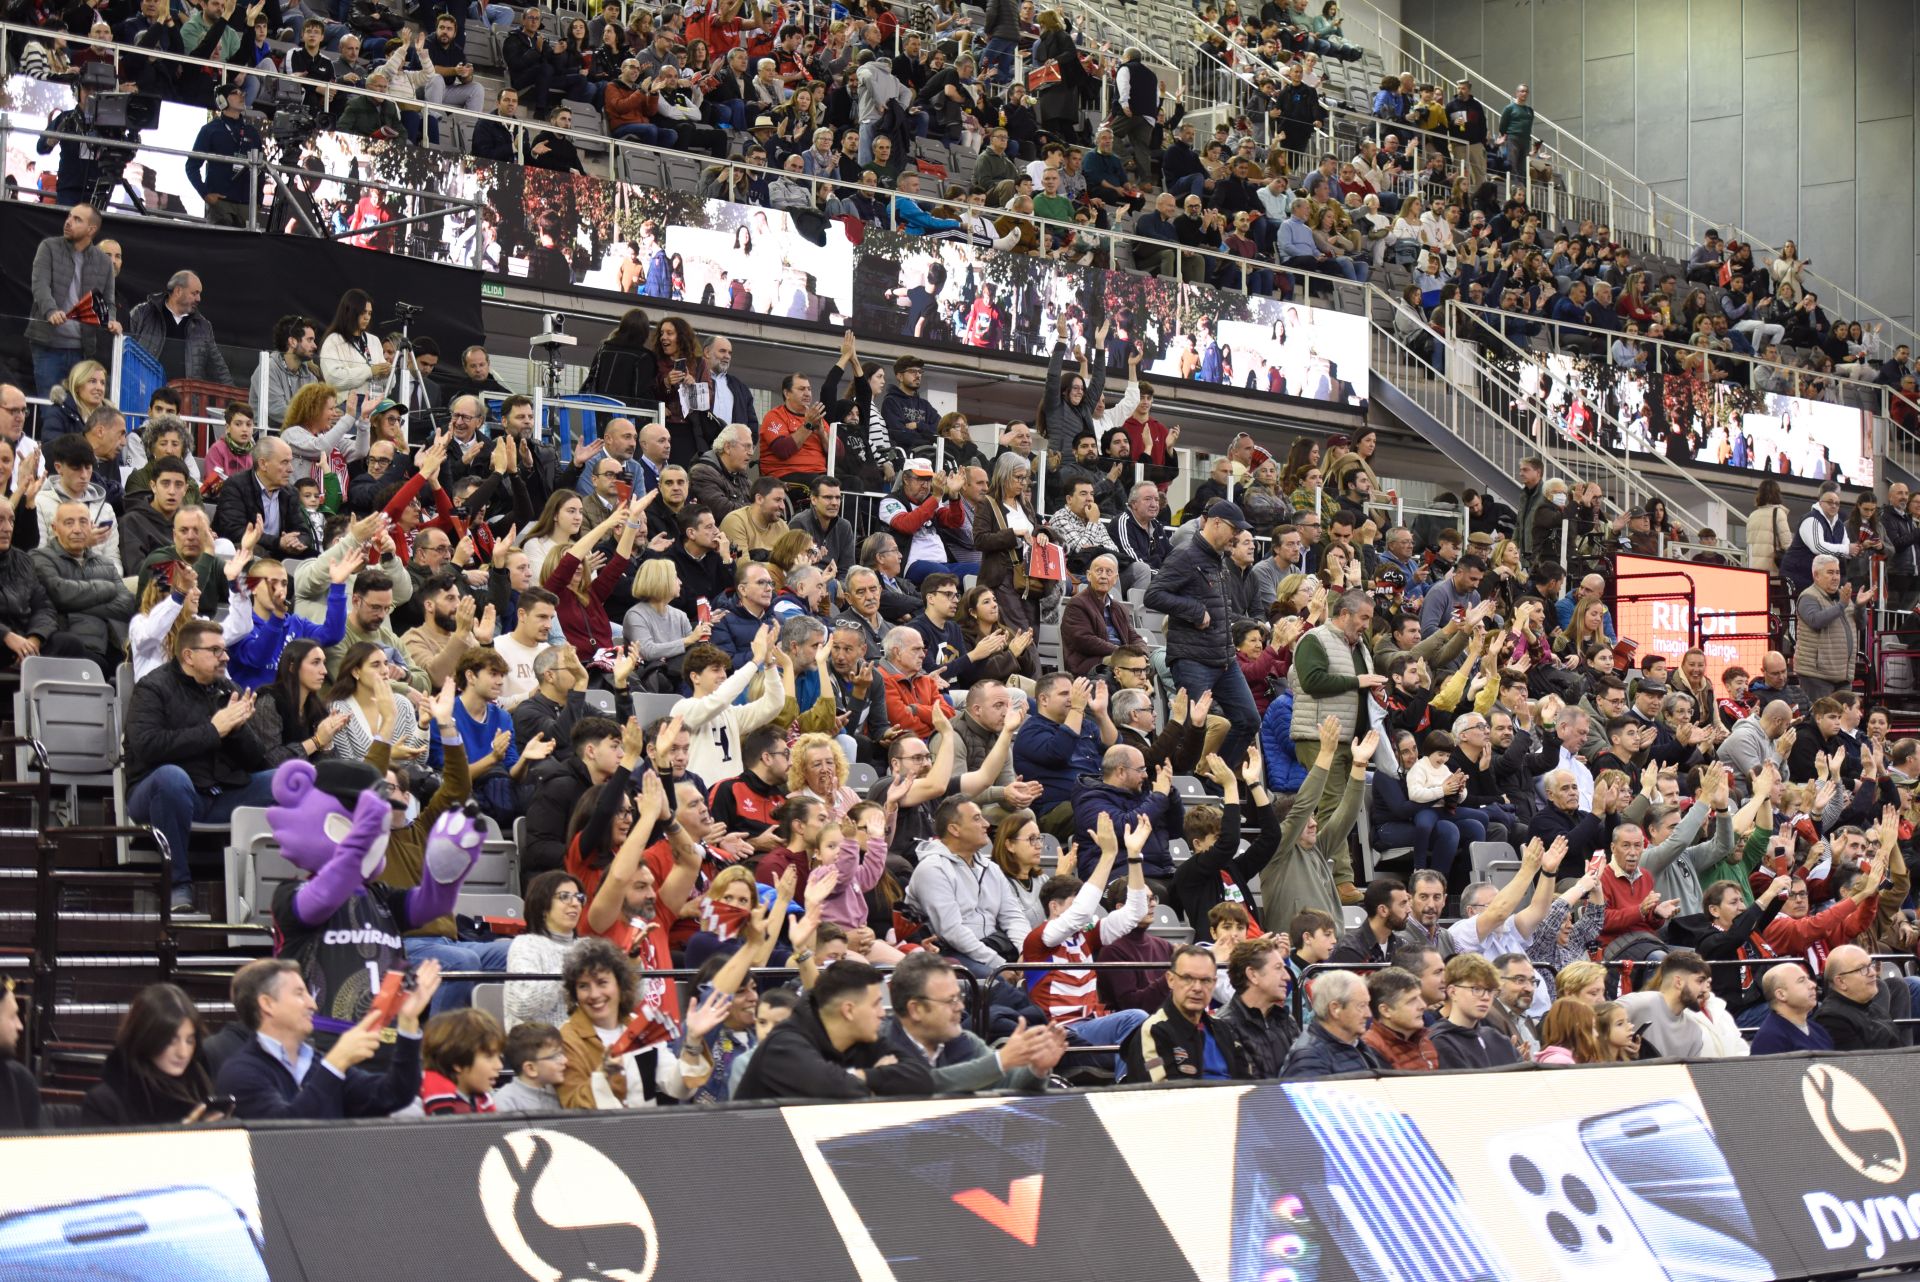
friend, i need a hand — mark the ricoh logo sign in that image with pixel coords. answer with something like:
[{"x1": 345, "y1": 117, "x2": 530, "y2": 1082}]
[{"x1": 1801, "y1": 1065, "x2": 1918, "y2": 1261}]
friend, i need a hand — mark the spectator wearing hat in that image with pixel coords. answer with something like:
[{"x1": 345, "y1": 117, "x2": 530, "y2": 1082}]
[
  {"x1": 881, "y1": 355, "x2": 939, "y2": 452},
  {"x1": 1146, "y1": 499, "x2": 1260, "y2": 766}
]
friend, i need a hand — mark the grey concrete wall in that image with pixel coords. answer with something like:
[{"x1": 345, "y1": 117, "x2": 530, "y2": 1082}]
[{"x1": 1392, "y1": 0, "x2": 1919, "y2": 331}]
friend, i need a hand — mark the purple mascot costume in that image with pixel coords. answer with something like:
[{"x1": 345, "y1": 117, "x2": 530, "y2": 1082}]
[{"x1": 266, "y1": 758, "x2": 485, "y2": 1044}]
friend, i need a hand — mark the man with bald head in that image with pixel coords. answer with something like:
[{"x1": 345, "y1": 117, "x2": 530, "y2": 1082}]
[
  {"x1": 1070, "y1": 740, "x2": 1181, "y2": 890},
  {"x1": 1554, "y1": 571, "x2": 1615, "y2": 638},
  {"x1": 636, "y1": 420, "x2": 672, "y2": 495},
  {"x1": 32, "y1": 499, "x2": 135, "y2": 669},
  {"x1": 214, "y1": 435, "x2": 307, "y2": 559},
  {"x1": 1814, "y1": 943, "x2": 1902, "y2": 1051},
  {"x1": 575, "y1": 416, "x2": 642, "y2": 498},
  {"x1": 1717, "y1": 698, "x2": 1792, "y2": 779},
  {"x1": 1750, "y1": 962, "x2": 1831, "y2": 1054},
  {"x1": 1744, "y1": 648, "x2": 1810, "y2": 719}
]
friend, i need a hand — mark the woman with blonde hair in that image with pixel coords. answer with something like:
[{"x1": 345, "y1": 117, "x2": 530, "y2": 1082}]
[
  {"x1": 622, "y1": 556, "x2": 711, "y2": 662},
  {"x1": 767, "y1": 528, "x2": 818, "y2": 588},
  {"x1": 47, "y1": 359, "x2": 107, "y2": 439},
  {"x1": 1271, "y1": 572, "x2": 1316, "y2": 620},
  {"x1": 787, "y1": 731, "x2": 860, "y2": 817},
  {"x1": 1555, "y1": 959, "x2": 1608, "y2": 1006}
]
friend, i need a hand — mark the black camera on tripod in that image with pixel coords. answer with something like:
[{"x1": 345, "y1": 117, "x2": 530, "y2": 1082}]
[{"x1": 390, "y1": 302, "x2": 424, "y2": 323}]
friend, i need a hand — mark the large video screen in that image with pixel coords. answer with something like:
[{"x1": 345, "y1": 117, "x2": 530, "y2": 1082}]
[
  {"x1": 1499, "y1": 347, "x2": 1873, "y2": 486},
  {"x1": 1611, "y1": 554, "x2": 1771, "y2": 692},
  {"x1": 850, "y1": 227, "x2": 1369, "y2": 410},
  {"x1": 8, "y1": 91, "x2": 1366, "y2": 414}
]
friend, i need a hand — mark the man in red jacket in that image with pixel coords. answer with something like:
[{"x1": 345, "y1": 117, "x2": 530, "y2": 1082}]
[{"x1": 1597, "y1": 823, "x2": 1679, "y2": 950}]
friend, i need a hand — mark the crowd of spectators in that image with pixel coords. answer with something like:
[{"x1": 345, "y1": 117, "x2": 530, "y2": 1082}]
[
  {"x1": 4, "y1": 0, "x2": 1919, "y2": 1129},
  {"x1": 0, "y1": 230, "x2": 1914, "y2": 1123}
]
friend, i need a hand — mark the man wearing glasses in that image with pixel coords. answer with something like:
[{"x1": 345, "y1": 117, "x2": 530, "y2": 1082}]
[
  {"x1": 1119, "y1": 943, "x2": 1253, "y2": 1082},
  {"x1": 1483, "y1": 953, "x2": 1541, "y2": 1056},
  {"x1": 1430, "y1": 952, "x2": 1521, "y2": 1068},
  {"x1": 124, "y1": 618, "x2": 277, "y2": 916},
  {"x1": 1813, "y1": 944, "x2": 1902, "y2": 1052}
]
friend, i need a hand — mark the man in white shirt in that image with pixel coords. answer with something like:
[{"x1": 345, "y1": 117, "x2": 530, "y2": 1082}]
[
  {"x1": 1446, "y1": 837, "x2": 1563, "y2": 1019},
  {"x1": 494, "y1": 586, "x2": 560, "y2": 709}
]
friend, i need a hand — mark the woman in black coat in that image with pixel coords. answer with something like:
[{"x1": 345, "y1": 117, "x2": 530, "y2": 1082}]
[
  {"x1": 581, "y1": 308, "x2": 661, "y2": 413},
  {"x1": 81, "y1": 983, "x2": 221, "y2": 1127},
  {"x1": 1030, "y1": 10, "x2": 1091, "y2": 142}
]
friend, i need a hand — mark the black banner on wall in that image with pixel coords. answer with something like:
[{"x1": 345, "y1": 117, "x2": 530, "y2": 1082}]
[
  {"x1": 0, "y1": 203, "x2": 486, "y2": 370},
  {"x1": 1694, "y1": 1051, "x2": 1920, "y2": 1277},
  {"x1": 250, "y1": 1107, "x2": 852, "y2": 1282}
]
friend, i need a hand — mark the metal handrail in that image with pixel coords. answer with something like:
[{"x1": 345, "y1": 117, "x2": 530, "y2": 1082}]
[
  {"x1": 1437, "y1": 302, "x2": 1749, "y2": 535},
  {"x1": 1370, "y1": 305, "x2": 1647, "y2": 532}
]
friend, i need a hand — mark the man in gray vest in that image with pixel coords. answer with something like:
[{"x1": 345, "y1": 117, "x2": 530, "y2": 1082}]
[
  {"x1": 1796, "y1": 553, "x2": 1869, "y2": 702},
  {"x1": 1289, "y1": 589, "x2": 1386, "y2": 905}
]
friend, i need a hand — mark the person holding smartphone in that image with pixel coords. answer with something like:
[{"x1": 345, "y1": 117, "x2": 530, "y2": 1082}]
[{"x1": 80, "y1": 983, "x2": 230, "y2": 1126}]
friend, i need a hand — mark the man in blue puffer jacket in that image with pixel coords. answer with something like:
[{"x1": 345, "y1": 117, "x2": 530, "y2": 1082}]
[{"x1": 1259, "y1": 687, "x2": 1311, "y2": 795}]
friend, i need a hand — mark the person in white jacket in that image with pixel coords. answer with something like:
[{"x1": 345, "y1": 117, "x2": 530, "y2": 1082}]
[
  {"x1": 128, "y1": 529, "x2": 258, "y2": 679},
  {"x1": 670, "y1": 622, "x2": 791, "y2": 787},
  {"x1": 1021, "y1": 811, "x2": 1152, "y2": 1064}
]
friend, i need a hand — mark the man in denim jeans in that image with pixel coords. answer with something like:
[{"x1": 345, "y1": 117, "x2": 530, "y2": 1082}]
[{"x1": 1145, "y1": 499, "x2": 1259, "y2": 767}]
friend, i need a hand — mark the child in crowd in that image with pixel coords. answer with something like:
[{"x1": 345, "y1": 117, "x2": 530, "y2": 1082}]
[
  {"x1": 418, "y1": 1008, "x2": 506, "y2": 1115},
  {"x1": 492, "y1": 1021, "x2": 567, "y2": 1113}
]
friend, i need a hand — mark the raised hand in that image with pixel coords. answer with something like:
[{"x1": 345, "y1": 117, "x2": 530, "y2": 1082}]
[{"x1": 522, "y1": 733, "x2": 557, "y2": 762}]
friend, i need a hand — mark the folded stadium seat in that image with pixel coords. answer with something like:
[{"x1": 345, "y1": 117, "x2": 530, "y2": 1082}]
[
  {"x1": 662, "y1": 152, "x2": 704, "y2": 194},
  {"x1": 616, "y1": 146, "x2": 665, "y2": 187},
  {"x1": 1147, "y1": 902, "x2": 1192, "y2": 944},
  {"x1": 1034, "y1": 621, "x2": 1063, "y2": 668},
  {"x1": 455, "y1": 891, "x2": 523, "y2": 919},
  {"x1": 630, "y1": 691, "x2": 681, "y2": 725},
  {"x1": 473, "y1": 982, "x2": 507, "y2": 1025},
  {"x1": 1167, "y1": 837, "x2": 1190, "y2": 864},
  {"x1": 1352, "y1": 800, "x2": 1413, "y2": 883},
  {"x1": 470, "y1": 28, "x2": 503, "y2": 69},
  {"x1": 845, "y1": 762, "x2": 878, "y2": 791},
  {"x1": 1341, "y1": 904, "x2": 1365, "y2": 930},
  {"x1": 224, "y1": 806, "x2": 277, "y2": 927},
  {"x1": 1171, "y1": 774, "x2": 1209, "y2": 802},
  {"x1": 581, "y1": 688, "x2": 616, "y2": 718},
  {"x1": 1468, "y1": 840, "x2": 1516, "y2": 882}
]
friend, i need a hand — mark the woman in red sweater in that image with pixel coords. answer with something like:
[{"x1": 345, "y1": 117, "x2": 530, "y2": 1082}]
[
  {"x1": 543, "y1": 497, "x2": 644, "y2": 672},
  {"x1": 379, "y1": 432, "x2": 455, "y2": 562}
]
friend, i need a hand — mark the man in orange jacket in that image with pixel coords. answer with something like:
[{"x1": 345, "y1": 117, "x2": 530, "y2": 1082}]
[{"x1": 877, "y1": 623, "x2": 953, "y2": 740}]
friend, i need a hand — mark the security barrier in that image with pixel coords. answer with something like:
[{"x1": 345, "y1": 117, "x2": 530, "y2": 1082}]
[{"x1": 3, "y1": 1047, "x2": 1919, "y2": 1280}]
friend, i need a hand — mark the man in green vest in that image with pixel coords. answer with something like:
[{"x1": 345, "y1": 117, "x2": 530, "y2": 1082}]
[{"x1": 1289, "y1": 589, "x2": 1387, "y2": 905}]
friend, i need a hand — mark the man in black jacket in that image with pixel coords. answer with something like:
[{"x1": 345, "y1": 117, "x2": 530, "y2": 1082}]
[
  {"x1": 214, "y1": 436, "x2": 308, "y2": 560},
  {"x1": 1215, "y1": 937, "x2": 1299, "y2": 1078},
  {"x1": 1120, "y1": 944, "x2": 1254, "y2": 1082},
  {"x1": 1815, "y1": 944, "x2": 1904, "y2": 1051},
  {"x1": 735, "y1": 960, "x2": 936, "y2": 1099},
  {"x1": 1663, "y1": 875, "x2": 1790, "y2": 1025},
  {"x1": 124, "y1": 618, "x2": 276, "y2": 914},
  {"x1": 1431, "y1": 953, "x2": 1521, "y2": 1068},
  {"x1": 216, "y1": 957, "x2": 433, "y2": 1120},
  {"x1": 520, "y1": 717, "x2": 623, "y2": 890},
  {"x1": 502, "y1": 8, "x2": 556, "y2": 112},
  {"x1": 0, "y1": 495, "x2": 71, "y2": 669},
  {"x1": 471, "y1": 87, "x2": 530, "y2": 163},
  {"x1": 1146, "y1": 499, "x2": 1258, "y2": 766},
  {"x1": 530, "y1": 105, "x2": 587, "y2": 173}
]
